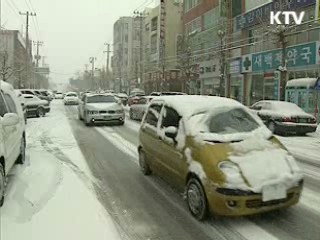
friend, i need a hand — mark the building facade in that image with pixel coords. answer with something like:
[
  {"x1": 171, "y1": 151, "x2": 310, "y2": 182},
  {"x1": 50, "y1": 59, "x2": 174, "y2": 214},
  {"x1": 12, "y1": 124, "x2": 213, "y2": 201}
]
[
  {"x1": 112, "y1": 17, "x2": 141, "y2": 93},
  {"x1": 142, "y1": 0, "x2": 183, "y2": 93},
  {"x1": 235, "y1": 0, "x2": 320, "y2": 105},
  {"x1": 0, "y1": 30, "x2": 32, "y2": 88}
]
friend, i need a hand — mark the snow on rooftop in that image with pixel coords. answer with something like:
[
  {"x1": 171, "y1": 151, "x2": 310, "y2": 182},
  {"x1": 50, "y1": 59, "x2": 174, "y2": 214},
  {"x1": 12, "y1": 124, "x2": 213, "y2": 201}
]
[{"x1": 286, "y1": 78, "x2": 318, "y2": 88}]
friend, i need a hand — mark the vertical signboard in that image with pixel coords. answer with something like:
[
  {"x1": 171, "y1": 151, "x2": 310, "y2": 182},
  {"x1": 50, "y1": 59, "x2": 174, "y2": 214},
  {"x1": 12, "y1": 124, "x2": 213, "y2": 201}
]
[{"x1": 159, "y1": 0, "x2": 166, "y2": 70}]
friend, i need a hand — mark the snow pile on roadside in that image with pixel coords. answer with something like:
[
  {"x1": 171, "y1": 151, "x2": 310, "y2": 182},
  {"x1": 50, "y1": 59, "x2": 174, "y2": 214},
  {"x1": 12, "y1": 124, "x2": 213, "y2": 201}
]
[
  {"x1": 228, "y1": 137, "x2": 303, "y2": 193},
  {"x1": 1, "y1": 101, "x2": 123, "y2": 240}
]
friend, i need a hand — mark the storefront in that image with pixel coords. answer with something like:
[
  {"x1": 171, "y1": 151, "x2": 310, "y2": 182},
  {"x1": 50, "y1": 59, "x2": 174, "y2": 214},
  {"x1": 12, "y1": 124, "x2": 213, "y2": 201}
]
[
  {"x1": 241, "y1": 41, "x2": 320, "y2": 106},
  {"x1": 199, "y1": 59, "x2": 220, "y2": 95},
  {"x1": 229, "y1": 59, "x2": 243, "y2": 102}
]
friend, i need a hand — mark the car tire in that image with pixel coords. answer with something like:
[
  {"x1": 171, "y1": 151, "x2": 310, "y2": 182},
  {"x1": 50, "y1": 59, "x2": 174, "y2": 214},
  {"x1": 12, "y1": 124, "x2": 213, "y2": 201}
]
[
  {"x1": 16, "y1": 137, "x2": 26, "y2": 165},
  {"x1": 119, "y1": 120, "x2": 125, "y2": 126},
  {"x1": 36, "y1": 107, "x2": 45, "y2": 118},
  {"x1": 268, "y1": 121, "x2": 276, "y2": 134},
  {"x1": 0, "y1": 164, "x2": 5, "y2": 207},
  {"x1": 138, "y1": 149, "x2": 151, "y2": 175},
  {"x1": 186, "y1": 178, "x2": 208, "y2": 221},
  {"x1": 78, "y1": 112, "x2": 83, "y2": 121}
]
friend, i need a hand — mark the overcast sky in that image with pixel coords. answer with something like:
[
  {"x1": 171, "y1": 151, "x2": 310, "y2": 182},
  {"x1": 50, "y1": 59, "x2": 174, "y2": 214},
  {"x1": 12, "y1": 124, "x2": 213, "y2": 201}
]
[{"x1": 2, "y1": 0, "x2": 157, "y2": 84}]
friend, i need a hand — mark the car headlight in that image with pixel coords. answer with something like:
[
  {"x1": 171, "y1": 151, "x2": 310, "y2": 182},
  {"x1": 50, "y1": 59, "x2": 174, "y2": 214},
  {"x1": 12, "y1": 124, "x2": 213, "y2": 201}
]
[{"x1": 218, "y1": 161, "x2": 248, "y2": 188}]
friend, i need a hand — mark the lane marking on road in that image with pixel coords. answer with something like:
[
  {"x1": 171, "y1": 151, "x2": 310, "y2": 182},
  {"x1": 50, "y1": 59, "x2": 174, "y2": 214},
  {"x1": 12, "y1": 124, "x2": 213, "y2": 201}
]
[
  {"x1": 95, "y1": 127, "x2": 138, "y2": 160},
  {"x1": 95, "y1": 128, "x2": 283, "y2": 240}
]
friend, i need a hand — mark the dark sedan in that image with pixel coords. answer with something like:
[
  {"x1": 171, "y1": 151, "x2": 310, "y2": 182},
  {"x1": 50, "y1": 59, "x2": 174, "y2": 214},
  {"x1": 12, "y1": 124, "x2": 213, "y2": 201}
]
[{"x1": 250, "y1": 100, "x2": 317, "y2": 135}]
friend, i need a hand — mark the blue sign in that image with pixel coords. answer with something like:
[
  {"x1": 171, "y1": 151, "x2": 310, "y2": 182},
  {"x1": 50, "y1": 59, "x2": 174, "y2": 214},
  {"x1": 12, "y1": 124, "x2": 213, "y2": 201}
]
[{"x1": 235, "y1": 0, "x2": 316, "y2": 30}]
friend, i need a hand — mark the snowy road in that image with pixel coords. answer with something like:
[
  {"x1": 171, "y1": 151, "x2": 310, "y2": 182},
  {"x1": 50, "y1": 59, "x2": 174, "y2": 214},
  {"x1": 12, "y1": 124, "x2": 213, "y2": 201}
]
[{"x1": 2, "y1": 100, "x2": 320, "y2": 240}]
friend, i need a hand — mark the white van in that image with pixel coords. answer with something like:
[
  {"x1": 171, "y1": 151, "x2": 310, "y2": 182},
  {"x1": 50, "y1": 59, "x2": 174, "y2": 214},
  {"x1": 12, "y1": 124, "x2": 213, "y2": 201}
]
[{"x1": 0, "y1": 81, "x2": 26, "y2": 206}]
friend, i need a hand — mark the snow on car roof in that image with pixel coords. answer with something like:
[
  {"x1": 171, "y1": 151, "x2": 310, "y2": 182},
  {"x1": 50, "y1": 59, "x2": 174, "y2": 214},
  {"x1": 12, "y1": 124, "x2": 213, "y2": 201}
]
[
  {"x1": 286, "y1": 78, "x2": 318, "y2": 88},
  {"x1": 153, "y1": 95, "x2": 244, "y2": 117},
  {"x1": 22, "y1": 94, "x2": 35, "y2": 97},
  {"x1": 260, "y1": 100, "x2": 303, "y2": 111}
]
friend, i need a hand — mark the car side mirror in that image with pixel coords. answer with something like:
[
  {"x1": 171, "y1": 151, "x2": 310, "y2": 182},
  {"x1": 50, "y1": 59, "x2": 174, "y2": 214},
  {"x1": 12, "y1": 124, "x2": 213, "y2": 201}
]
[
  {"x1": 2, "y1": 113, "x2": 19, "y2": 127},
  {"x1": 164, "y1": 126, "x2": 178, "y2": 139}
]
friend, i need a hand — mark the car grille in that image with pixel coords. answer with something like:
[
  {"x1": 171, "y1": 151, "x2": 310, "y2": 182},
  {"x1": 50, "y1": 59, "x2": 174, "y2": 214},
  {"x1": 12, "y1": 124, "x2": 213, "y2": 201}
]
[
  {"x1": 246, "y1": 192, "x2": 294, "y2": 208},
  {"x1": 99, "y1": 110, "x2": 116, "y2": 114}
]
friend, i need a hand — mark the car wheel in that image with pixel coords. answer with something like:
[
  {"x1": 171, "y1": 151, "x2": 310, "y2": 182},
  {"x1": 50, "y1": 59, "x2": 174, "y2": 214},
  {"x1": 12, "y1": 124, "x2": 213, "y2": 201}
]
[
  {"x1": 37, "y1": 107, "x2": 45, "y2": 118},
  {"x1": 268, "y1": 121, "x2": 276, "y2": 133},
  {"x1": 119, "y1": 120, "x2": 125, "y2": 126},
  {"x1": 138, "y1": 149, "x2": 151, "y2": 175},
  {"x1": 78, "y1": 112, "x2": 83, "y2": 120},
  {"x1": 0, "y1": 164, "x2": 5, "y2": 207},
  {"x1": 16, "y1": 137, "x2": 26, "y2": 165},
  {"x1": 186, "y1": 178, "x2": 208, "y2": 221}
]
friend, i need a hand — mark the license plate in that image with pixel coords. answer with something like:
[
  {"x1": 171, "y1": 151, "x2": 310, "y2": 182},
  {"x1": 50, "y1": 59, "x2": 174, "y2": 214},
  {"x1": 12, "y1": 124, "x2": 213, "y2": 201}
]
[
  {"x1": 104, "y1": 116, "x2": 111, "y2": 120},
  {"x1": 262, "y1": 184, "x2": 286, "y2": 202},
  {"x1": 299, "y1": 118, "x2": 307, "y2": 123}
]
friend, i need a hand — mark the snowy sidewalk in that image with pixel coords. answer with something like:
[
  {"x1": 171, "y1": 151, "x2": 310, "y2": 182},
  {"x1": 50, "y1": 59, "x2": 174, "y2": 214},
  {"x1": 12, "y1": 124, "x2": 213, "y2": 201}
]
[{"x1": 1, "y1": 101, "x2": 123, "y2": 240}]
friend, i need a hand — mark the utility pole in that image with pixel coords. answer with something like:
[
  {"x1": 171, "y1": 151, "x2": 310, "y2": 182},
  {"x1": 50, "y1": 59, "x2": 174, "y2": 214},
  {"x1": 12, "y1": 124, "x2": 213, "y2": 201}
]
[
  {"x1": 89, "y1": 57, "x2": 96, "y2": 90},
  {"x1": 19, "y1": 11, "x2": 36, "y2": 88},
  {"x1": 104, "y1": 43, "x2": 111, "y2": 90},
  {"x1": 33, "y1": 41, "x2": 44, "y2": 67}
]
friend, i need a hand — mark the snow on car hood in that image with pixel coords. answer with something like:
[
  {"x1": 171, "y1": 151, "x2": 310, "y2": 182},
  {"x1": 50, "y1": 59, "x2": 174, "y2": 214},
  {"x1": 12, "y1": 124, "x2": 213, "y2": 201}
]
[
  {"x1": 227, "y1": 136, "x2": 303, "y2": 193},
  {"x1": 86, "y1": 102, "x2": 120, "y2": 110},
  {"x1": 65, "y1": 96, "x2": 78, "y2": 100}
]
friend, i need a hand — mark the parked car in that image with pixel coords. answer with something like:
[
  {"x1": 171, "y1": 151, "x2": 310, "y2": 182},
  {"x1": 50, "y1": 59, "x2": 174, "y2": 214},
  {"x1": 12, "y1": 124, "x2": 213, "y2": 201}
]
[
  {"x1": 14, "y1": 90, "x2": 27, "y2": 123},
  {"x1": 55, "y1": 92, "x2": 64, "y2": 99},
  {"x1": 138, "y1": 96, "x2": 303, "y2": 219},
  {"x1": 129, "y1": 96, "x2": 153, "y2": 121},
  {"x1": 38, "y1": 89, "x2": 53, "y2": 101},
  {"x1": 150, "y1": 92, "x2": 187, "y2": 96},
  {"x1": 64, "y1": 92, "x2": 79, "y2": 105},
  {"x1": 23, "y1": 94, "x2": 50, "y2": 117},
  {"x1": 0, "y1": 81, "x2": 26, "y2": 206},
  {"x1": 116, "y1": 93, "x2": 129, "y2": 105},
  {"x1": 250, "y1": 100, "x2": 317, "y2": 135},
  {"x1": 128, "y1": 93, "x2": 146, "y2": 106},
  {"x1": 78, "y1": 93, "x2": 125, "y2": 126}
]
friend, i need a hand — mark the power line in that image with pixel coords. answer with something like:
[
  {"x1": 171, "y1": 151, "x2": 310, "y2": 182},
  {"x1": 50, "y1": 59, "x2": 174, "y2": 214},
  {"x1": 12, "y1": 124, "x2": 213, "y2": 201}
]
[{"x1": 4, "y1": 0, "x2": 24, "y2": 23}]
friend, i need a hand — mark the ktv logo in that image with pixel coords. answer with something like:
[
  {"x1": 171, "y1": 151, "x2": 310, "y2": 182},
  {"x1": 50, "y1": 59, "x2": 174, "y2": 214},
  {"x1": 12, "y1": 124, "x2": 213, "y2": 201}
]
[{"x1": 270, "y1": 11, "x2": 305, "y2": 25}]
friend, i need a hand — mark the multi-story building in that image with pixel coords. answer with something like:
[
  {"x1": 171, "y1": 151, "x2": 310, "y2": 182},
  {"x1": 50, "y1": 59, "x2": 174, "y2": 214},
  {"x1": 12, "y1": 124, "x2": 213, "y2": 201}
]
[
  {"x1": 182, "y1": 0, "x2": 319, "y2": 103},
  {"x1": 235, "y1": 0, "x2": 320, "y2": 105},
  {"x1": 143, "y1": 0, "x2": 183, "y2": 93},
  {"x1": 0, "y1": 30, "x2": 32, "y2": 88},
  {"x1": 113, "y1": 17, "x2": 141, "y2": 93}
]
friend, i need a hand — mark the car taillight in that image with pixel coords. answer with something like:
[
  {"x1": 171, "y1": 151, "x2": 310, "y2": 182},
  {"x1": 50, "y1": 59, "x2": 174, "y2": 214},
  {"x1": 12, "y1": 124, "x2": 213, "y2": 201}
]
[
  {"x1": 283, "y1": 117, "x2": 295, "y2": 123},
  {"x1": 311, "y1": 118, "x2": 317, "y2": 124}
]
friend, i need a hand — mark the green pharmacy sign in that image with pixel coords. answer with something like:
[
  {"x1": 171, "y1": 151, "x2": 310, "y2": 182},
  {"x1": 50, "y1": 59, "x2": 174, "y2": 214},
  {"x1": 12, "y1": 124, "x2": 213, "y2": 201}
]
[{"x1": 252, "y1": 42, "x2": 318, "y2": 72}]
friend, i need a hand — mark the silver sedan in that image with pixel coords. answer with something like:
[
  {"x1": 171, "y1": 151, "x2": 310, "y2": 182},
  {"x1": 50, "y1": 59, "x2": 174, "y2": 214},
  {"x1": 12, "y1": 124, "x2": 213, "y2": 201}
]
[{"x1": 78, "y1": 94, "x2": 125, "y2": 126}]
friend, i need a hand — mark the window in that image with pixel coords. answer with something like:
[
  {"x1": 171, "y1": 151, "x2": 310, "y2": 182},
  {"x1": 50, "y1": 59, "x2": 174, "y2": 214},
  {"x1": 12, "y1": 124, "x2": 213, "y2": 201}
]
[
  {"x1": 4, "y1": 94, "x2": 17, "y2": 113},
  {"x1": 185, "y1": 0, "x2": 201, "y2": 13},
  {"x1": 0, "y1": 93, "x2": 8, "y2": 117},
  {"x1": 87, "y1": 95, "x2": 116, "y2": 103},
  {"x1": 161, "y1": 106, "x2": 181, "y2": 128},
  {"x1": 208, "y1": 108, "x2": 259, "y2": 134},
  {"x1": 151, "y1": 17, "x2": 158, "y2": 31},
  {"x1": 145, "y1": 104, "x2": 162, "y2": 127},
  {"x1": 151, "y1": 34, "x2": 157, "y2": 54}
]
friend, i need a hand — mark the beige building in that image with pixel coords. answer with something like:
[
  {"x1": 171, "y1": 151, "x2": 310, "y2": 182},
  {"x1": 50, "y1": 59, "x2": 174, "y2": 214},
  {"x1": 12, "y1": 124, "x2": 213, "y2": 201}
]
[{"x1": 143, "y1": 0, "x2": 183, "y2": 93}]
